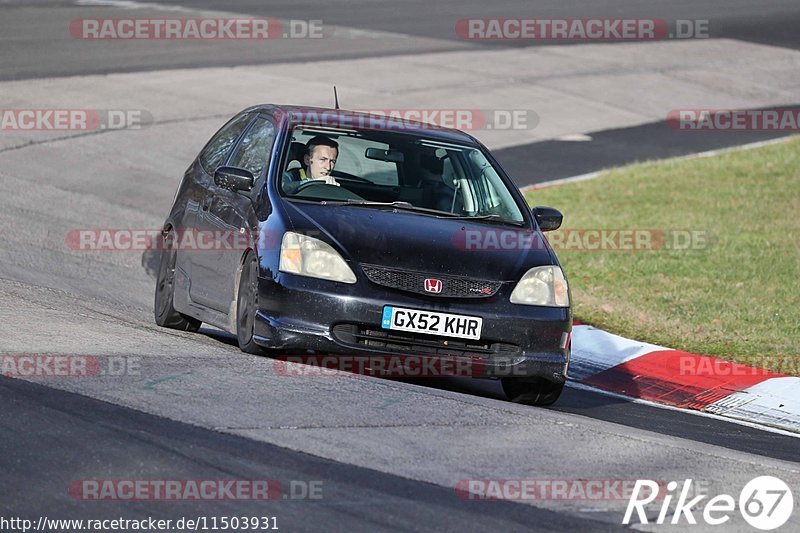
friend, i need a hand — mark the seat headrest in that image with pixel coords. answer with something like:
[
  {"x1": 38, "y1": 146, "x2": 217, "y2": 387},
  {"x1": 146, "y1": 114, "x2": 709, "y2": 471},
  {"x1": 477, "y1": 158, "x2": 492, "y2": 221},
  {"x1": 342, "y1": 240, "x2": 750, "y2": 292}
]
[{"x1": 289, "y1": 142, "x2": 307, "y2": 166}]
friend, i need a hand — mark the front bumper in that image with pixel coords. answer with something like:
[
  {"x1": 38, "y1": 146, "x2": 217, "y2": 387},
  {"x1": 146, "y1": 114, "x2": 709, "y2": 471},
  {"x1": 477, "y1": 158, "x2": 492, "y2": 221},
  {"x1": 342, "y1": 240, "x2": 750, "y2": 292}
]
[{"x1": 254, "y1": 273, "x2": 571, "y2": 382}]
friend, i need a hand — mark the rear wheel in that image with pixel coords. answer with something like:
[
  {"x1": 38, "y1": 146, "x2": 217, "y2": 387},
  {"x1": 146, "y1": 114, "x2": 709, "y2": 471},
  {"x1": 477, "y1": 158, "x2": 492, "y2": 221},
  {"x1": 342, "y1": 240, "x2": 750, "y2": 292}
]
[
  {"x1": 501, "y1": 377, "x2": 564, "y2": 406},
  {"x1": 154, "y1": 231, "x2": 201, "y2": 332},
  {"x1": 236, "y1": 252, "x2": 263, "y2": 354}
]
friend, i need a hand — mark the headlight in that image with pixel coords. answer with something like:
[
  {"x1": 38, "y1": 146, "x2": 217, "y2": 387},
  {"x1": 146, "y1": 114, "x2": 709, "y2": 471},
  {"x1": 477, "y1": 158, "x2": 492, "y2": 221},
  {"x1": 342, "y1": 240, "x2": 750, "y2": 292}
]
[
  {"x1": 279, "y1": 232, "x2": 356, "y2": 284},
  {"x1": 510, "y1": 266, "x2": 569, "y2": 307}
]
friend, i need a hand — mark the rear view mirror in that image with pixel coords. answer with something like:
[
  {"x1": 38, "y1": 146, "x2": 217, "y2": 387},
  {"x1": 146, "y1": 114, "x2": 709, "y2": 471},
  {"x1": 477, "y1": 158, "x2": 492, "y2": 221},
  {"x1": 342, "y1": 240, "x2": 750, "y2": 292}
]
[
  {"x1": 215, "y1": 166, "x2": 255, "y2": 192},
  {"x1": 365, "y1": 147, "x2": 404, "y2": 163},
  {"x1": 532, "y1": 206, "x2": 563, "y2": 232}
]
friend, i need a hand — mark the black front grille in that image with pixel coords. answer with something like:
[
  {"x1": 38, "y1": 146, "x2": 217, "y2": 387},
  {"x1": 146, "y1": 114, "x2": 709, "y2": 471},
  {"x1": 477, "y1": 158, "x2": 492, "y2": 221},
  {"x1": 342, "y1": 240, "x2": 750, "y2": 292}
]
[
  {"x1": 332, "y1": 323, "x2": 522, "y2": 360},
  {"x1": 361, "y1": 264, "x2": 502, "y2": 298}
]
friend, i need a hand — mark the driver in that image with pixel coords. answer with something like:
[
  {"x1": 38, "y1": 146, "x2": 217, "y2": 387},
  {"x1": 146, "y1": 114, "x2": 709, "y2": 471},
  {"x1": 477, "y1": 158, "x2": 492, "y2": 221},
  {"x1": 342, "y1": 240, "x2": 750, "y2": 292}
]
[{"x1": 284, "y1": 136, "x2": 340, "y2": 190}]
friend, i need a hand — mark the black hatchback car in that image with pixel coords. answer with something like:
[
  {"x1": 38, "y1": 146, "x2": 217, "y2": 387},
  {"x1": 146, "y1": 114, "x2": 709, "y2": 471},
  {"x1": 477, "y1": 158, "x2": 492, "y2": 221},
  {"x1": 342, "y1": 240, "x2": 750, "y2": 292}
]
[{"x1": 155, "y1": 105, "x2": 571, "y2": 405}]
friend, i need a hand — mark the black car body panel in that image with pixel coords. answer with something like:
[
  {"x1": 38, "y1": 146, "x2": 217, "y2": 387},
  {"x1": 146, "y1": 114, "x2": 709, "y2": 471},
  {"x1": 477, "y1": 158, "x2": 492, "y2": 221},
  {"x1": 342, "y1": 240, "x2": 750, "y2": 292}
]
[{"x1": 283, "y1": 202, "x2": 553, "y2": 279}]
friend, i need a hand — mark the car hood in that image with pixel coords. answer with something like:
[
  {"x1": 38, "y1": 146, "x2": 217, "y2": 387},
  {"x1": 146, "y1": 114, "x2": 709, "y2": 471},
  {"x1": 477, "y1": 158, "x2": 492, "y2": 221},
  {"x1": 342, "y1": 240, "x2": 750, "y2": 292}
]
[{"x1": 284, "y1": 202, "x2": 556, "y2": 281}]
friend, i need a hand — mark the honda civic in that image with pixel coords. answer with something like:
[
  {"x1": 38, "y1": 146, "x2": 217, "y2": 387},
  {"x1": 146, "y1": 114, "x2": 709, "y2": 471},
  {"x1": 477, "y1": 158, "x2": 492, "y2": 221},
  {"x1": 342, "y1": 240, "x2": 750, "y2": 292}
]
[{"x1": 155, "y1": 105, "x2": 571, "y2": 405}]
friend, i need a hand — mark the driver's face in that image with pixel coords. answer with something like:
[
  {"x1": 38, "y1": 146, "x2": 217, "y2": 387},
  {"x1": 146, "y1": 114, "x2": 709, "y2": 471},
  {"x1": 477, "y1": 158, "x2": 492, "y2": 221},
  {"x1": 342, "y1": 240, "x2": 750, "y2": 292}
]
[{"x1": 305, "y1": 145, "x2": 337, "y2": 179}]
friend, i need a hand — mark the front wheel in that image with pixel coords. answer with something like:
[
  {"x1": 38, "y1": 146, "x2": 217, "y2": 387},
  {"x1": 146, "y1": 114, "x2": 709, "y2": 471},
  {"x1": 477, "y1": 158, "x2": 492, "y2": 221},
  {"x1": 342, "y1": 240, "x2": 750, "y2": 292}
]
[
  {"x1": 236, "y1": 251, "x2": 264, "y2": 354},
  {"x1": 501, "y1": 377, "x2": 564, "y2": 406},
  {"x1": 154, "y1": 231, "x2": 201, "y2": 332}
]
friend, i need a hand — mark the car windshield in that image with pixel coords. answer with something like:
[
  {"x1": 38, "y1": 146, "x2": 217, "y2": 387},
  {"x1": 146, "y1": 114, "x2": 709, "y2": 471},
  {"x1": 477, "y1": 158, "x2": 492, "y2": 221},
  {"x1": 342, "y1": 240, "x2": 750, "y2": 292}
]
[{"x1": 280, "y1": 127, "x2": 526, "y2": 224}]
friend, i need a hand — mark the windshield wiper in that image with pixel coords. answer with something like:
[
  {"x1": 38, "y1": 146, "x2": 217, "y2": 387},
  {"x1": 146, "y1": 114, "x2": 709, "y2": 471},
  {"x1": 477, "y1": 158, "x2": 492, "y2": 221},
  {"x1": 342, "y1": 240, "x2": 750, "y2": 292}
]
[
  {"x1": 336, "y1": 201, "x2": 524, "y2": 226},
  {"x1": 336, "y1": 201, "x2": 459, "y2": 217},
  {"x1": 342, "y1": 200, "x2": 414, "y2": 208},
  {"x1": 446, "y1": 214, "x2": 525, "y2": 227}
]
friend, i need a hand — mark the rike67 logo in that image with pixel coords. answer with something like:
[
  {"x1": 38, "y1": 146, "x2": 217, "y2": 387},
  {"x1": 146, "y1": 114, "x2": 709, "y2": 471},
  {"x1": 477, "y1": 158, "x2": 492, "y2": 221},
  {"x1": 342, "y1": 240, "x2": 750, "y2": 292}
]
[{"x1": 624, "y1": 477, "x2": 793, "y2": 530}]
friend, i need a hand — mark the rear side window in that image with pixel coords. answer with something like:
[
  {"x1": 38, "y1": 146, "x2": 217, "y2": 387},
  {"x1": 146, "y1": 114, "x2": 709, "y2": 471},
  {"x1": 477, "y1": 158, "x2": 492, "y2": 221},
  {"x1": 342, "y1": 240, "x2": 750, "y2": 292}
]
[{"x1": 199, "y1": 114, "x2": 252, "y2": 173}]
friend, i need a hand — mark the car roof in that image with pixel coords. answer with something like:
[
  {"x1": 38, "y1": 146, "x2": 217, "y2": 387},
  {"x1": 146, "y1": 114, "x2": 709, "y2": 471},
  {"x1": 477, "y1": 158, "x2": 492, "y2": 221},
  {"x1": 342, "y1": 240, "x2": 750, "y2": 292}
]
[{"x1": 244, "y1": 104, "x2": 480, "y2": 146}]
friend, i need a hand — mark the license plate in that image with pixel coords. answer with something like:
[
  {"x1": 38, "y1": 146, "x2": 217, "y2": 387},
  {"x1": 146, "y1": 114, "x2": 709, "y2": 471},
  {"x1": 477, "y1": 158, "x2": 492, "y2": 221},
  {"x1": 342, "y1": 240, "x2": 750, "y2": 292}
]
[{"x1": 381, "y1": 306, "x2": 483, "y2": 340}]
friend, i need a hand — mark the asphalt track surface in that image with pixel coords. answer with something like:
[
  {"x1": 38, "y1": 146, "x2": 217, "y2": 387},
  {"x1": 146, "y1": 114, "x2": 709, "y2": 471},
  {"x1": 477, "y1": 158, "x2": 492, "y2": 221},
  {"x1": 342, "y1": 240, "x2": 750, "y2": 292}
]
[
  {"x1": 495, "y1": 111, "x2": 800, "y2": 185},
  {"x1": 2, "y1": 0, "x2": 799, "y2": 81},
  {"x1": 131, "y1": 0, "x2": 800, "y2": 51},
  {"x1": 1, "y1": 378, "x2": 615, "y2": 532},
  {"x1": 1, "y1": 1, "x2": 799, "y2": 532}
]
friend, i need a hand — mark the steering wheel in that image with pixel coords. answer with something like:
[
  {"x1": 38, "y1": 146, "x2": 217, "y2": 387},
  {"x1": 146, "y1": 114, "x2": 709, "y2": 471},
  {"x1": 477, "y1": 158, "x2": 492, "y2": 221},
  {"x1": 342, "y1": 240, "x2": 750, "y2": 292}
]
[
  {"x1": 292, "y1": 182, "x2": 365, "y2": 201},
  {"x1": 291, "y1": 179, "x2": 328, "y2": 194},
  {"x1": 331, "y1": 171, "x2": 372, "y2": 184}
]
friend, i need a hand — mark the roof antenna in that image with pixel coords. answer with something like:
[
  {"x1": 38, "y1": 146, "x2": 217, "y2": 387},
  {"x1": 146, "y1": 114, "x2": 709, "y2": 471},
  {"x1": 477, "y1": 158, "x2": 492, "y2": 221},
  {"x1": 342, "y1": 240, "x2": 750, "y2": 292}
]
[{"x1": 333, "y1": 86, "x2": 340, "y2": 110}]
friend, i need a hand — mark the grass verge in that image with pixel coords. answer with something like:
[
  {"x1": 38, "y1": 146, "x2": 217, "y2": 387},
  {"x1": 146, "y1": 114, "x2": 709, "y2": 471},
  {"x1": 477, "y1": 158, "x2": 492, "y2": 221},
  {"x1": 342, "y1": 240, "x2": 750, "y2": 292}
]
[{"x1": 525, "y1": 138, "x2": 800, "y2": 373}]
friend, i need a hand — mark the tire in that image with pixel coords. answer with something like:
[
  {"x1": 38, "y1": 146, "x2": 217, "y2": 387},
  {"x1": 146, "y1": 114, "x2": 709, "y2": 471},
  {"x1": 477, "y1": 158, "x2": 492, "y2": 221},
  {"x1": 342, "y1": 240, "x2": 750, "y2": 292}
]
[
  {"x1": 236, "y1": 251, "x2": 264, "y2": 354},
  {"x1": 501, "y1": 377, "x2": 564, "y2": 406},
  {"x1": 154, "y1": 231, "x2": 201, "y2": 332}
]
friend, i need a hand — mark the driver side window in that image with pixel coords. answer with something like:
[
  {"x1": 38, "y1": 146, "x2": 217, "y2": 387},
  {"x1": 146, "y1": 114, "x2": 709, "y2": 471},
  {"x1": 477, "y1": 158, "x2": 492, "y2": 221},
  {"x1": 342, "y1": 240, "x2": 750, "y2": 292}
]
[
  {"x1": 199, "y1": 113, "x2": 252, "y2": 174},
  {"x1": 228, "y1": 116, "x2": 277, "y2": 179}
]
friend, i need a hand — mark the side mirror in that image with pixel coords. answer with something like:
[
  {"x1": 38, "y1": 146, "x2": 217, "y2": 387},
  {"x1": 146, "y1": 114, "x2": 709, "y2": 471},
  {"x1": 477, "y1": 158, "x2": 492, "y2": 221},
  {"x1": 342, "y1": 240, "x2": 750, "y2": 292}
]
[
  {"x1": 215, "y1": 166, "x2": 254, "y2": 192},
  {"x1": 532, "y1": 206, "x2": 563, "y2": 232}
]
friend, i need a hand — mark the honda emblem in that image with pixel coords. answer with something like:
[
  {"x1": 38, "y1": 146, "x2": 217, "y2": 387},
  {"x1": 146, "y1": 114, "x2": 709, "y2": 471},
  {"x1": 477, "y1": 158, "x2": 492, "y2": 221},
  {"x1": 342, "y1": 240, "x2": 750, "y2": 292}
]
[{"x1": 424, "y1": 278, "x2": 443, "y2": 293}]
